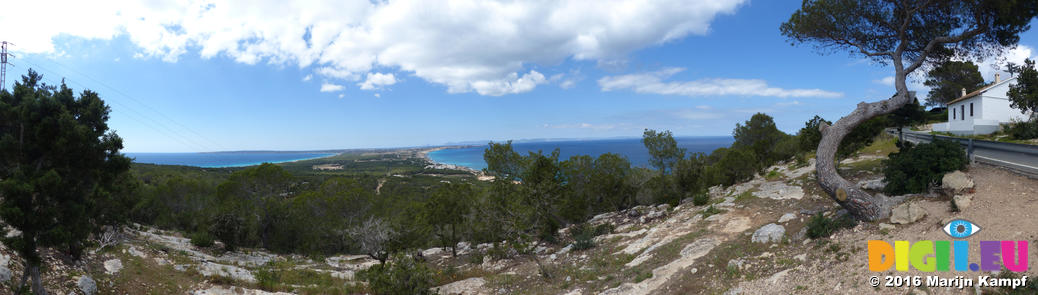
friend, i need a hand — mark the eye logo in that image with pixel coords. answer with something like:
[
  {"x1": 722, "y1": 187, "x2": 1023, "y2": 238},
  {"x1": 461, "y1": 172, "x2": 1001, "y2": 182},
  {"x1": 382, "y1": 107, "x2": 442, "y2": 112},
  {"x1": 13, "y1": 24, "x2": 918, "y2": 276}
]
[{"x1": 943, "y1": 219, "x2": 981, "y2": 238}]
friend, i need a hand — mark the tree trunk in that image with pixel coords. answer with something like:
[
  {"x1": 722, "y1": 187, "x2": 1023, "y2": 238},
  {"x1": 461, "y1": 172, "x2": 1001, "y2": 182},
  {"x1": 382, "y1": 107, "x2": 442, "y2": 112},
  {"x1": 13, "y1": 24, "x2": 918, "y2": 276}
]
[
  {"x1": 816, "y1": 91, "x2": 912, "y2": 221},
  {"x1": 29, "y1": 263, "x2": 48, "y2": 295}
]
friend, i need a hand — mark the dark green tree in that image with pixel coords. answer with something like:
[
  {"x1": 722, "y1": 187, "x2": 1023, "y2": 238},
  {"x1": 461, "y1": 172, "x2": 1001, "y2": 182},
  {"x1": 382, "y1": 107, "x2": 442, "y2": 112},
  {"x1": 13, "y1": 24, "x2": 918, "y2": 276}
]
[
  {"x1": 560, "y1": 155, "x2": 594, "y2": 222},
  {"x1": 781, "y1": 0, "x2": 1037, "y2": 220},
  {"x1": 484, "y1": 141, "x2": 525, "y2": 181},
  {"x1": 211, "y1": 163, "x2": 294, "y2": 250},
  {"x1": 590, "y1": 153, "x2": 634, "y2": 212},
  {"x1": 0, "y1": 70, "x2": 132, "y2": 295},
  {"x1": 641, "y1": 129, "x2": 685, "y2": 175},
  {"x1": 797, "y1": 115, "x2": 831, "y2": 152},
  {"x1": 889, "y1": 94, "x2": 926, "y2": 144},
  {"x1": 923, "y1": 60, "x2": 986, "y2": 107},
  {"x1": 518, "y1": 150, "x2": 566, "y2": 241},
  {"x1": 674, "y1": 153, "x2": 707, "y2": 195},
  {"x1": 733, "y1": 113, "x2": 790, "y2": 166},
  {"x1": 423, "y1": 182, "x2": 473, "y2": 256},
  {"x1": 1007, "y1": 59, "x2": 1038, "y2": 118}
]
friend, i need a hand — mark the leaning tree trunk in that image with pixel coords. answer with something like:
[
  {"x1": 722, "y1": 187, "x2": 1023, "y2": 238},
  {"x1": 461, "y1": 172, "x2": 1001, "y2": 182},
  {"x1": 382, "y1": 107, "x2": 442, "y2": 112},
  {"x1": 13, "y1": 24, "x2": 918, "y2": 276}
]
[{"x1": 816, "y1": 90, "x2": 913, "y2": 221}]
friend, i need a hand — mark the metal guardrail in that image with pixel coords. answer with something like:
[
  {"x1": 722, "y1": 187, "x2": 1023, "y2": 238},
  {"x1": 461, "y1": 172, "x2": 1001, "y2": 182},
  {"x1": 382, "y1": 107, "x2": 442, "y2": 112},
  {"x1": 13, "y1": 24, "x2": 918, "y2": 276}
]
[
  {"x1": 895, "y1": 131, "x2": 1038, "y2": 156},
  {"x1": 888, "y1": 129, "x2": 1038, "y2": 177}
]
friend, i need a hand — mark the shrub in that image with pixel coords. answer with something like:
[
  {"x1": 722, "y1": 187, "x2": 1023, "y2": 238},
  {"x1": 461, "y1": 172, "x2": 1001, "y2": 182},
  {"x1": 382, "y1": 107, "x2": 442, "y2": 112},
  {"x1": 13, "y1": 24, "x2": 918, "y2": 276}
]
[
  {"x1": 691, "y1": 192, "x2": 710, "y2": 206},
  {"x1": 806, "y1": 213, "x2": 857, "y2": 239},
  {"x1": 189, "y1": 231, "x2": 215, "y2": 248},
  {"x1": 883, "y1": 139, "x2": 967, "y2": 195},
  {"x1": 1005, "y1": 119, "x2": 1038, "y2": 140},
  {"x1": 255, "y1": 268, "x2": 281, "y2": 291},
  {"x1": 701, "y1": 205, "x2": 723, "y2": 218},
  {"x1": 359, "y1": 253, "x2": 435, "y2": 295},
  {"x1": 569, "y1": 223, "x2": 614, "y2": 251}
]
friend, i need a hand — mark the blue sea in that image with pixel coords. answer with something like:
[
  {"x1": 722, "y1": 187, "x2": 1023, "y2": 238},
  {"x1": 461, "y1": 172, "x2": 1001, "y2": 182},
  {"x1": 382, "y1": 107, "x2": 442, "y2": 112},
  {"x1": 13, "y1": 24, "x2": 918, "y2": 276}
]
[
  {"x1": 126, "y1": 152, "x2": 337, "y2": 168},
  {"x1": 428, "y1": 137, "x2": 734, "y2": 171}
]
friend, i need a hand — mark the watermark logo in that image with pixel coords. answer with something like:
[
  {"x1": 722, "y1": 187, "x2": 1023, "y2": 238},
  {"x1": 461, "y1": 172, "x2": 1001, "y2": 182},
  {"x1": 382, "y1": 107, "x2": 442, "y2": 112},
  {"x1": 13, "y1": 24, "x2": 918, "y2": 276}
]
[
  {"x1": 943, "y1": 219, "x2": 981, "y2": 238},
  {"x1": 868, "y1": 220, "x2": 1028, "y2": 273}
]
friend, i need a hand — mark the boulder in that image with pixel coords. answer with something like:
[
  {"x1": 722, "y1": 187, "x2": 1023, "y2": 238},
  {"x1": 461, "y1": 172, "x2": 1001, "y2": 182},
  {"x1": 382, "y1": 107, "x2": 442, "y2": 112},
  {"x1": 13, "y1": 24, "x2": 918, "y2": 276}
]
[
  {"x1": 727, "y1": 258, "x2": 745, "y2": 270},
  {"x1": 858, "y1": 177, "x2": 886, "y2": 191},
  {"x1": 941, "y1": 171, "x2": 974, "y2": 195},
  {"x1": 890, "y1": 202, "x2": 927, "y2": 224},
  {"x1": 78, "y1": 276, "x2": 97, "y2": 295},
  {"x1": 778, "y1": 213, "x2": 796, "y2": 223},
  {"x1": 751, "y1": 223, "x2": 786, "y2": 244},
  {"x1": 953, "y1": 194, "x2": 973, "y2": 211},
  {"x1": 434, "y1": 277, "x2": 486, "y2": 295},
  {"x1": 103, "y1": 258, "x2": 123, "y2": 274},
  {"x1": 0, "y1": 266, "x2": 10, "y2": 283}
]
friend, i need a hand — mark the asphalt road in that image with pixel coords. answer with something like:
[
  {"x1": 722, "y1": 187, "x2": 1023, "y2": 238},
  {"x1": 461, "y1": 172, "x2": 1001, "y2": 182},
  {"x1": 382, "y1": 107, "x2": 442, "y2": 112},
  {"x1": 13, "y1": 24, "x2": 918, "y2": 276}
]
[{"x1": 894, "y1": 129, "x2": 1038, "y2": 177}]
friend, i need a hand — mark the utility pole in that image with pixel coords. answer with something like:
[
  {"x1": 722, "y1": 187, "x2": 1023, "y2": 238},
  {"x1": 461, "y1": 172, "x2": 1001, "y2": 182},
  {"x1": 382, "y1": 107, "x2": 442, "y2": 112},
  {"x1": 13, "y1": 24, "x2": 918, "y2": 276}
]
[{"x1": 1, "y1": 41, "x2": 13, "y2": 90}]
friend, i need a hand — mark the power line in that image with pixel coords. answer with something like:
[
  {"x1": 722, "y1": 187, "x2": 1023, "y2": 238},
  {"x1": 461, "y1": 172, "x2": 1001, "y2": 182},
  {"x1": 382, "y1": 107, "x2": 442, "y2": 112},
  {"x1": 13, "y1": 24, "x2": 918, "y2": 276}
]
[
  {"x1": 36, "y1": 57, "x2": 227, "y2": 151},
  {"x1": 19, "y1": 59, "x2": 213, "y2": 152}
]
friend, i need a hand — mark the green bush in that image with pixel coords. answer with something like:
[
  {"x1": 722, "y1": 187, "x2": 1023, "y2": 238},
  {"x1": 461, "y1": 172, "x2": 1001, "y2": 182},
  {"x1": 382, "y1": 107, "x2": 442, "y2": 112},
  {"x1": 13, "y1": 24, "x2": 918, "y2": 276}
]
[
  {"x1": 1005, "y1": 119, "x2": 1038, "y2": 140},
  {"x1": 805, "y1": 213, "x2": 856, "y2": 239},
  {"x1": 569, "y1": 223, "x2": 613, "y2": 251},
  {"x1": 189, "y1": 231, "x2": 215, "y2": 248},
  {"x1": 883, "y1": 139, "x2": 967, "y2": 195},
  {"x1": 359, "y1": 253, "x2": 435, "y2": 295},
  {"x1": 691, "y1": 192, "x2": 710, "y2": 206}
]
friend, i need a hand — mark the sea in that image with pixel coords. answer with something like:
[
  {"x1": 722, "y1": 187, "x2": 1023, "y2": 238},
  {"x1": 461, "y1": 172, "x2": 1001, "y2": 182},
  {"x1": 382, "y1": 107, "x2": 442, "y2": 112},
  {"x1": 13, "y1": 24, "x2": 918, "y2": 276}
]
[
  {"x1": 428, "y1": 136, "x2": 735, "y2": 171},
  {"x1": 126, "y1": 152, "x2": 336, "y2": 168}
]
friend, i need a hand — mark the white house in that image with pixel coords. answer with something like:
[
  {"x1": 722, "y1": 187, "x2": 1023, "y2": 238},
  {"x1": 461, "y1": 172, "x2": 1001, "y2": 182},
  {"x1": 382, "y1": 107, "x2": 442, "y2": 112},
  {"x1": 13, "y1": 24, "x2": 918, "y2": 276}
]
[{"x1": 932, "y1": 74, "x2": 1032, "y2": 135}]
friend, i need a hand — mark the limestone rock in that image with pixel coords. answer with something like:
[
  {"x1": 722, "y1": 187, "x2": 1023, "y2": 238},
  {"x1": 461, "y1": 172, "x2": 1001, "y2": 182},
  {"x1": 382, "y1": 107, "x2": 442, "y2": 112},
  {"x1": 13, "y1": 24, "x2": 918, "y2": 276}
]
[
  {"x1": 751, "y1": 223, "x2": 786, "y2": 243},
  {"x1": 879, "y1": 223, "x2": 896, "y2": 231},
  {"x1": 778, "y1": 213, "x2": 796, "y2": 223},
  {"x1": 78, "y1": 276, "x2": 97, "y2": 295},
  {"x1": 890, "y1": 202, "x2": 927, "y2": 224},
  {"x1": 104, "y1": 258, "x2": 123, "y2": 274},
  {"x1": 0, "y1": 266, "x2": 10, "y2": 283},
  {"x1": 942, "y1": 171, "x2": 974, "y2": 194},
  {"x1": 953, "y1": 194, "x2": 973, "y2": 210},
  {"x1": 858, "y1": 177, "x2": 886, "y2": 191},
  {"x1": 435, "y1": 277, "x2": 487, "y2": 295}
]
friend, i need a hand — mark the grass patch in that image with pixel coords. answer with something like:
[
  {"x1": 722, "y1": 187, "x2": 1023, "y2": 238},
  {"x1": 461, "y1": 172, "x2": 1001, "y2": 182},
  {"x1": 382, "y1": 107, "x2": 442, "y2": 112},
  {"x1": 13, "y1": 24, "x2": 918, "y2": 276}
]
[
  {"x1": 734, "y1": 191, "x2": 756, "y2": 203},
  {"x1": 765, "y1": 169, "x2": 784, "y2": 180},
  {"x1": 701, "y1": 205, "x2": 724, "y2": 218},
  {"x1": 805, "y1": 213, "x2": 857, "y2": 239}
]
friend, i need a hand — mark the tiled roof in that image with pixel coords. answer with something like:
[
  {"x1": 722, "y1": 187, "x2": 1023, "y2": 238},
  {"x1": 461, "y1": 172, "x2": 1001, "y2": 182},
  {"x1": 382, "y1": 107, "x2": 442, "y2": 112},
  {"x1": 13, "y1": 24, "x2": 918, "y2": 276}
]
[{"x1": 946, "y1": 76, "x2": 1016, "y2": 105}]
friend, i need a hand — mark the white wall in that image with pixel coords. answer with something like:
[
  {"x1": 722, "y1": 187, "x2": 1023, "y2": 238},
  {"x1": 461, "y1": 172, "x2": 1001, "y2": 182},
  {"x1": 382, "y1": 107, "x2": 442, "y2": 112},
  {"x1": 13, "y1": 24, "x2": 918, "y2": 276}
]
[
  {"x1": 982, "y1": 96, "x2": 1030, "y2": 123},
  {"x1": 947, "y1": 97, "x2": 980, "y2": 132}
]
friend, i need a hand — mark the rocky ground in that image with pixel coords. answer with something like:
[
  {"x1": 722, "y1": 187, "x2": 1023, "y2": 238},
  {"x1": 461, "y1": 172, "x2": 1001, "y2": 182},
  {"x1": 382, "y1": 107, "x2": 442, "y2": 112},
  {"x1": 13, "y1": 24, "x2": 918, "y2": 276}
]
[{"x1": 2, "y1": 138, "x2": 1036, "y2": 294}]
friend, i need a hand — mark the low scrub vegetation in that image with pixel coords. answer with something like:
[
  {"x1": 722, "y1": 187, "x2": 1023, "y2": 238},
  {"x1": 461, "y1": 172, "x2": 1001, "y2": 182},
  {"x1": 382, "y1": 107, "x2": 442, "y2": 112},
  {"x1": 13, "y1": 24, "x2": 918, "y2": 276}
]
[
  {"x1": 805, "y1": 213, "x2": 857, "y2": 239},
  {"x1": 883, "y1": 140, "x2": 967, "y2": 195}
]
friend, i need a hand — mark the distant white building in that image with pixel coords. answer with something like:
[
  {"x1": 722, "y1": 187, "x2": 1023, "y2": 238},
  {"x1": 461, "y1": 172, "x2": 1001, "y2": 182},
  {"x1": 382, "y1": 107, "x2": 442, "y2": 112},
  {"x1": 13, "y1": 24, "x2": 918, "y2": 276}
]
[{"x1": 932, "y1": 74, "x2": 1032, "y2": 135}]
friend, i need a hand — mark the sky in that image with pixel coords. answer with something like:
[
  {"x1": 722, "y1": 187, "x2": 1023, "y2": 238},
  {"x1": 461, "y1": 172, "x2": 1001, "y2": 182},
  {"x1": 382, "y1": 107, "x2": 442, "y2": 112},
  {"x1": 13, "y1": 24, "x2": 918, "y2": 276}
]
[{"x1": 2, "y1": 0, "x2": 1038, "y2": 152}]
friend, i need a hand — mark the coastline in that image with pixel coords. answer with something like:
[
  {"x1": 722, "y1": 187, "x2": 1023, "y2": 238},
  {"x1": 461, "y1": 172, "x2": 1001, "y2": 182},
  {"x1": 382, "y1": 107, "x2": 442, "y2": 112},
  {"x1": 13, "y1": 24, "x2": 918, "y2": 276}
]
[
  {"x1": 206, "y1": 153, "x2": 340, "y2": 168},
  {"x1": 129, "y1": 152, "x2": 340, "y2": 168},
  {"x1": 419, "y1": 146, "x2": 485, "y2": 176}
]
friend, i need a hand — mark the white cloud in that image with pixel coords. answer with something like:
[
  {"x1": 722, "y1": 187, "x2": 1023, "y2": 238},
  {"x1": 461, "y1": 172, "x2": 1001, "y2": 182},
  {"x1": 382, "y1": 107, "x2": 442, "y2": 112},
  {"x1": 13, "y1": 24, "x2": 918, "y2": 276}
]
[
  {"x1": 874, "y1": 76, "x2": 894, "y2": 86},
  {"x1": 302, "y1": 74, "x2": 312, "y2": 82},
  {"x1": 320, "y1": 83, "x2": 345, "y2": 92},
  {"x1": 3, "y1": 0, "x2": 747, "y2": 96},
  {"x1": 358, "y1": 73, "x2": 397, "y2": 90},
  {"x1": 599, "y1": 68, "x2": 843, "y2": 98},
  {"x1": 543, "y1": 122, "x2": 620, "y2": 130},
  {"x1": 338, "y1": 94, "x2": 345, "y2": 98}
]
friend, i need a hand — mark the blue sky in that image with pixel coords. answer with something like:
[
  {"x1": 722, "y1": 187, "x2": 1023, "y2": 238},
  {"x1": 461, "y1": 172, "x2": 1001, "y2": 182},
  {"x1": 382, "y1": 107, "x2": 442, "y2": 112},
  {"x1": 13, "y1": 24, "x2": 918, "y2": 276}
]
[{"x1": 3, "y1": 1, "x2": 1037, "y2": 152}]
